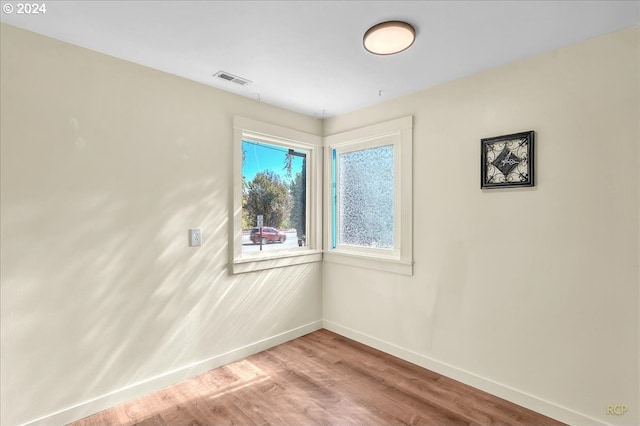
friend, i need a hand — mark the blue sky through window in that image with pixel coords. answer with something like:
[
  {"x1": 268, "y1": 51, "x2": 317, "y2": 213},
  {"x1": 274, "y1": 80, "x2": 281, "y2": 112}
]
[{"x1": 243, "y1": 140, "x2": 304, "y2": 182}]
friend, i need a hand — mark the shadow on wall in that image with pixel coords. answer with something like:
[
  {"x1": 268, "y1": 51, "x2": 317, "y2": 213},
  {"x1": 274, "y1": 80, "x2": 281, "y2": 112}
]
[{"x1": 1, "y1": 170, "x2": 317, "y2": 425}]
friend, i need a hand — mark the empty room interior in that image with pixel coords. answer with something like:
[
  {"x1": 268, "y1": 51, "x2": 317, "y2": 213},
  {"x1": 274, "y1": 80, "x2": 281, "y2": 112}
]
[{"x1": 1, "y1": 1, "x2": 639, "y2": 425}]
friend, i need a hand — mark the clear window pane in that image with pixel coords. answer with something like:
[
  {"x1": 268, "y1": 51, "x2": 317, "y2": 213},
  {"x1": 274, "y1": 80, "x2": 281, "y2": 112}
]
[
  {"x1": 337, "y1": 145, "x2": 394, "y2": 248},
  {"x1": 242, "y1": 140, "x2": 307, "y2": 253}
]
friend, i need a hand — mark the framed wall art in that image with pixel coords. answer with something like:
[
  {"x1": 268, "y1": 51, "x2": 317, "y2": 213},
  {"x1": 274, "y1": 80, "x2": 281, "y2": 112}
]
[{"x1": 481, "y1": 130, "x2": 534, "y2": 189}]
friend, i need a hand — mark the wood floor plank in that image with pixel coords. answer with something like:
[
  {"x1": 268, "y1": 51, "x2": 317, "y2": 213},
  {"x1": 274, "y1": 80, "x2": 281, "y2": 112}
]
[
  {"x1": 296, "y1": 332, "x2": 475, "y2": 424},
  {"x1": 69, "y1": 330, "x2": 565, "y2": 426},
  {"x1": 304, "y1": 330, "x2": 538, "y2": 426}
]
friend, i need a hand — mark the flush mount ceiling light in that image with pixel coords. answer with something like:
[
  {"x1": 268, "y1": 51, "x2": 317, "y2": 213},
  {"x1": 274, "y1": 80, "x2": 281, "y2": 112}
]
[{"x1": 363, "y1": 21, "x2": 416, "y2": 55}]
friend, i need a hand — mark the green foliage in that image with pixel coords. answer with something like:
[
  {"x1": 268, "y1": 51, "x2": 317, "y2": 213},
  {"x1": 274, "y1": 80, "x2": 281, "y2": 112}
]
[
  {"x1": 284, "y1": 151, "x2": 293, "y2": 178},
  {"x1": 289, "y1": 169, "x2": 305, "y2": 238},
  {"x1": 244, "y1": 171, "x2": 291, "y2": 229}
]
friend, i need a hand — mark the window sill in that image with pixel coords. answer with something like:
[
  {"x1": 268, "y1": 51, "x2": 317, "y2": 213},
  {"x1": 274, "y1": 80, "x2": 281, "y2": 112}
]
[
  {"x1": 323, "y1": 251, "x2": 413, "y2": 275},
  {"x1": 232, "y1": 249, "x2": 323, "y2": 274}
]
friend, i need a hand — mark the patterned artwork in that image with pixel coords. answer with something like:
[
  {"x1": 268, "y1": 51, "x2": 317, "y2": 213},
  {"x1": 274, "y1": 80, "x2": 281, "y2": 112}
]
[{"x1": 481, "y1": 131, "x2": 534, "y2": 188}]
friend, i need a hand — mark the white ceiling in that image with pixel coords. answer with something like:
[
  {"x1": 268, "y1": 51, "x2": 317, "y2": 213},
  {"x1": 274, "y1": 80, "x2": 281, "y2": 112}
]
[{"x1": 2, "y1": 1, "x2": 638, "y2": 118}]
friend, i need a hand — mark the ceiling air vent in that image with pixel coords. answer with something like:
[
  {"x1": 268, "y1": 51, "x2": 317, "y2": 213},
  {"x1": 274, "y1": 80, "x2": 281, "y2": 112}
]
[{"x1": 213, "y1": 71, "x2": 251, "y2": 86}]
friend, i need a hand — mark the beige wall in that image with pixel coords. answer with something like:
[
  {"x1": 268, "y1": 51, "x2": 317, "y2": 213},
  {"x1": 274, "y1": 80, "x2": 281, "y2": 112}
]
[
  {"x1": 323, "y1": 27, "x2": 639, "y2": 426},
  {"x1": 0, "y1": 24, "x2": 323, "y2": 426},
  {"x1": 2, "y1": 21, "x2": 639, "y2": 426}
]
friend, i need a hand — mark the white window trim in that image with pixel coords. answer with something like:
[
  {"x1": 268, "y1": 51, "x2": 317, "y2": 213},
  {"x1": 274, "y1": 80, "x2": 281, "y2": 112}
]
[
  {"x1": 324, "y1": 116, "x2": 413, "y2": 275},
  {"x1": 232, "y1": 116, "x2": 322, "y2": 274}
]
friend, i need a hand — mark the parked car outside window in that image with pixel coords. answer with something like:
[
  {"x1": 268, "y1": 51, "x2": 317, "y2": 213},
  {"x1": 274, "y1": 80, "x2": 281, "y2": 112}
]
[{"x1": 250, "y1": 227, "x2": 287, "y2": 244}]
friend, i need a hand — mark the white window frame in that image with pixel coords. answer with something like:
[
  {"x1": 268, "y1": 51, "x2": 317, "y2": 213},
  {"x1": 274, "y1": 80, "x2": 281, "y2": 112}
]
[
  {"x1": 324, "y1": 116, "x2": 413, "y2": 275},
  {"x1": 232, "y1": 117, "x2": 322, "y2": 274}
]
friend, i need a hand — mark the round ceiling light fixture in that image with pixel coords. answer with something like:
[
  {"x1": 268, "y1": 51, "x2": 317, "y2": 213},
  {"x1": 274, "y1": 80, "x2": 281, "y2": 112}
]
[{"x1": 363, "y1": 21, "x2": 416, "y2": 55}]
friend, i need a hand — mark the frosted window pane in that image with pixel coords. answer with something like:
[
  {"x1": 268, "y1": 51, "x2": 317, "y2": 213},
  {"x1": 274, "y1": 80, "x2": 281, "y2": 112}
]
[{"x1": 338, "y1": 145, "x2": 393, "y2": 248}]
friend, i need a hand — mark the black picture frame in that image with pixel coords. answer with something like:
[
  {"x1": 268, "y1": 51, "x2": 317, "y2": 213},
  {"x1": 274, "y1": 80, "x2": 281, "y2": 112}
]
[{"x1": 481, "y1": 130, "x2": 534, "y2": 189}]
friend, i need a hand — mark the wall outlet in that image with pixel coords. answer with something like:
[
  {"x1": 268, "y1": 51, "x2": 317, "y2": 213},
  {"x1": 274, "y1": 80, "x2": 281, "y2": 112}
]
[{"x1": 189, "y1": 228, "x2": 202, "y2": 247}]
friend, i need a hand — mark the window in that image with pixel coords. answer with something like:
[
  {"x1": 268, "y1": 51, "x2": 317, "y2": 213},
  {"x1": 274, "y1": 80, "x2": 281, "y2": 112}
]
[
  {"x1": 233, "y1": 117, "x2": 322, "y2": 274},
  {"x1": 242, "y1": 140, "x2": 307, "y2": 252},
  {"x1": 335, "y1": 143, "x2": 395, "y2": 251},
  {"x1": 324, "y1": 116, "x2": 413, "y2": 275}
]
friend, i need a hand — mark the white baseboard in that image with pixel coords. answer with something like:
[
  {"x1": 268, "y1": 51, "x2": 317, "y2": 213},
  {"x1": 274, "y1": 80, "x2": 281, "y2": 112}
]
[
  {"x1": 18, "y1": 319, "x2": 608, "y2": 426},
  {"x1": 323, "y1": 319, "x2": 607, "y2": 426},
  {"x1": 20, "y1": 320, "x2": 323, "y2": 426}
]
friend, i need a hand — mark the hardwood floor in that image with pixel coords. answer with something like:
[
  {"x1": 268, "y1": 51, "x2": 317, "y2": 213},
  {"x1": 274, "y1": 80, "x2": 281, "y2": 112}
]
[{"x1": 69, "y1": 329, "x2": 565, "y2": 426}]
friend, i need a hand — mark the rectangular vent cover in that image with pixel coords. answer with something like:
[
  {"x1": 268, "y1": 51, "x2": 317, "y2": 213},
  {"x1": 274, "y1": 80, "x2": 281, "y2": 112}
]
[{"x1": 213, "y1": 71, "x2": 251, "y2": 86}]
